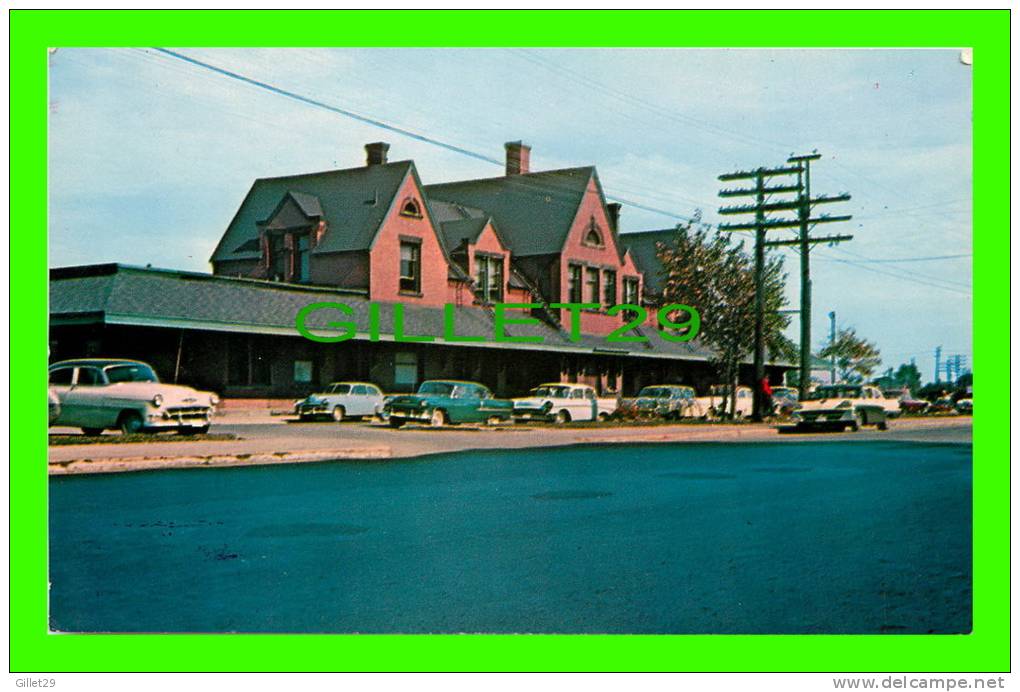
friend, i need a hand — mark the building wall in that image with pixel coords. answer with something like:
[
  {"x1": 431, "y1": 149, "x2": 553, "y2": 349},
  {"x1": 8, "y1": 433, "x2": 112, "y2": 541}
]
[
  {"x1": 368, "y1": 173, "x2": 449, "y2": 306},
  {"x1": 309, "y1": 250, "x2": 370, "y2": 289},
  {"x1": 554, "y1": 177, "x2": 645, "y2": 335}
]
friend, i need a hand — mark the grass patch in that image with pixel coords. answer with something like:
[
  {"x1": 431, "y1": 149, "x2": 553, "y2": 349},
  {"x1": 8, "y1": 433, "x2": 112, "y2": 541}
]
[{"x1": 49, "y1": 433, "x2": 238, "y2": 446}]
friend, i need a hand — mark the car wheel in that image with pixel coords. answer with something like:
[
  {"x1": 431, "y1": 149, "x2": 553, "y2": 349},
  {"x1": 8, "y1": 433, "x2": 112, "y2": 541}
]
[
  {"x1": 554, "y1": 409, "x2": 571, "y2": 425},
  {"x1": 486, "y1": 415, "x2": 503, "y2": 426},
  {"x1": 849, "y1": 414, "x2": 862, "y2": 432},
  {"x1": 118, "y1": 411, "x2": 144, "y2": 435},
  {"x1": 180, "y1": 425, "x2": 210, "y2": 435},
  {"x1": 331, "y1": 406, "x2": 345, "y2": 423},
  {"x1": 388, "y1": 418, "x2": 405, "y2": 428},
  {"x1": 597, "y1": 412, "x2": 610, "y2": 422},
  {"x1": 877, "y1": 420, "x2": 888, "y2": 431},
  {"x1": 81, "y1": 427, "x2": 104, "y2": 436},
  {"x1": 429, "y1": 409, "x2": 448, "y2": 428}
]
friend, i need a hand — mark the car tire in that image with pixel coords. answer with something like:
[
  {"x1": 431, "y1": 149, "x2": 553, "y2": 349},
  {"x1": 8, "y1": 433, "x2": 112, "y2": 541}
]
[
  {"x1": 388, "y1": 418, "x2": 405, "y2": 428},
  {"x1": 331, "y1": 406, "x2": 345, "y2": 423},
  {"x1": 849, "y1": 414, "x2": 862, "y2": 432},
  {"x1": 877, "y1": 420, "x2": 888, "y2": 431},
  {"x1": 118, "y1": 411, "x2": 144, "y2": 435},
  {"x1": 554, "y1": 409, "x2": 570, "y2": 425},
  {"x1": 430, "y1": 409, "x2": 447, "y2": 428},
  {"x1": 81, "y1": 427, "x2": 104, "y2": 436},
  {"x1": 597, "y1": 412, "x2": 610, "y2": 422}
]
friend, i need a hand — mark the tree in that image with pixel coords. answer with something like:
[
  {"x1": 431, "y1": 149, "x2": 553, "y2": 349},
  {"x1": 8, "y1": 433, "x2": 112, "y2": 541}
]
[
  {"x1": 818, "y1": 327, "x2": 881, "y2": 383},
  {"x1": 655, "y1": 217, "x2": 794, "y2": 416},
  {"x1": 894, "y1": 362, "x2": 922, "y2": 393}
]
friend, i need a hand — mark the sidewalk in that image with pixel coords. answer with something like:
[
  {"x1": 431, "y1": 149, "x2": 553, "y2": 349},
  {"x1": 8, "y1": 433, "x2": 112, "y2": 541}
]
[{"x1": 48, "y1": 416, "x2": 972, "y2": 476}]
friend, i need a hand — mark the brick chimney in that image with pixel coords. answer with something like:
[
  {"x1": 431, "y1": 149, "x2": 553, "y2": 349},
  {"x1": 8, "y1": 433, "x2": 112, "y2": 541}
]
[
  {"x1": 365, "y1": 142, "x2": 390, "y2": 166},
  {"x1": 606, "y1": 202, "x2": 621, "y2": 232},
  {"x1": 504, "y1": 140, "x2": 531, "y2": 176}
]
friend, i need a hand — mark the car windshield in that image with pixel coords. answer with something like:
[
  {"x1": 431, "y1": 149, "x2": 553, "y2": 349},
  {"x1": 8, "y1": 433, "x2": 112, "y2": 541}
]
[
  {"x1": 418, "y1": 382, "x2": 456, "y2": 396},
  {"x1": 327, "y1": 384, "x2": 352, "y2": 394},
  {"x1": 104, "y1": 363, "x2": 159, "y2": 384},
  {"x1": 532, "y1": 386, "x2": 572, "y2": 398},
  {"x1": 638, "y1": 387, "x2": 671, "y2": 398},
  {"x1": 812, "y1": 386, "x2": 861, "y2": 400}
]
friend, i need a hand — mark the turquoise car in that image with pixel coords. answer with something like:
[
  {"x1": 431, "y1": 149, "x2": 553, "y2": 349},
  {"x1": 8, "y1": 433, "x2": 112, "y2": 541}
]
[{"x1": 383, "y1": 380, "x2": 514, "y2": 428}]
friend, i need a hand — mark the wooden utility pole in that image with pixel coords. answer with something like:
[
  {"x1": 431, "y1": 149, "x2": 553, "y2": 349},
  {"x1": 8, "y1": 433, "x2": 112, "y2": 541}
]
[
  {"x1": 718, "y1": 164, "x2": 801, "y2": 421},
  {"x1": 719, "y1": 154, "x2": 854, "y2": 417}
]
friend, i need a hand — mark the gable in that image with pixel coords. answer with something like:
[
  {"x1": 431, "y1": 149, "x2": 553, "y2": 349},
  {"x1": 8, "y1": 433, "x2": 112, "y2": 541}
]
[
  {"x1": 210, "y1": 161, "x2": 414, "y2": 264},
  {"x1": 424, "y1": 167, "x2": 594, "y2": 257}
]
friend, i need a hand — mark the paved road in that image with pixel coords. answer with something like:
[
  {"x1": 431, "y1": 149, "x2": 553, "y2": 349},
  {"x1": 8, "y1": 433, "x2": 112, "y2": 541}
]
[{"x1": 49, "y1": 438, "x2": 972, "y2": 634}]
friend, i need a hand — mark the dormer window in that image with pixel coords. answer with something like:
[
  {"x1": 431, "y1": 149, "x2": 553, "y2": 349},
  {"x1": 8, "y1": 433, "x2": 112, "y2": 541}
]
[
  {"x1": 583, "y1": 219, "x2": 604, "y2": 247},
  {"x1": 400, "y1": 197, "x2": 423, "y2": 218}
]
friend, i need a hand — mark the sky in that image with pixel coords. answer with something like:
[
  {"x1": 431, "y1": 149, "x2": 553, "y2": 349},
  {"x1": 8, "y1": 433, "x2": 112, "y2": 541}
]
[{"x1": 48, "y1": 48, "x2": 973, "y2": 382}]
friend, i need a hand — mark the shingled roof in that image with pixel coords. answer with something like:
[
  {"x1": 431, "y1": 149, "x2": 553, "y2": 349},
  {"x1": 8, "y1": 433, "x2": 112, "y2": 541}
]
[
  {"x1": 620, "y1": 228, "x2": 677, "y2": 296},
  {"x1": 49, "y1": 264, "x2": 750, "y2": 363},
  {"x1": 210, "y1": 160, "x2": 416, "y2": 263},
  {"x1": 425, "y1": 167, "x2": 595, "y2": 257}
]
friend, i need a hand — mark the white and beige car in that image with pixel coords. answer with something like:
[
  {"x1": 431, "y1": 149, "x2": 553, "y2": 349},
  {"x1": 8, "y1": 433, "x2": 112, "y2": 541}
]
[
  {"x1": 792, "y1": 384, "x2": 889, "y2": 432},
  {"x1": 294, "y1": 382, "x2": 386, "y2": 422},
  {"x1": 512, "y1": 383, "x2": 618, "y2": 424},
  {"x1": 48, "y1": 359, "x2": 219, "y2": 435},
  {"x1": 694, "y1": 384, "x2": 754, "y2": 419}
]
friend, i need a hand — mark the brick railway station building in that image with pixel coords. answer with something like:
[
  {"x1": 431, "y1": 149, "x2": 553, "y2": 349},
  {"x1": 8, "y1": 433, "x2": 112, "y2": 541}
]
[{"x1": 50, "y1": 141, "x2": 791, "y2": 399}]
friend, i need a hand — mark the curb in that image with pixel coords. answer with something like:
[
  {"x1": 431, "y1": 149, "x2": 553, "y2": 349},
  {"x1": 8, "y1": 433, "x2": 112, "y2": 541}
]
[{"x1": 48, "y1": 447, "x2": 392, "y2": 476}]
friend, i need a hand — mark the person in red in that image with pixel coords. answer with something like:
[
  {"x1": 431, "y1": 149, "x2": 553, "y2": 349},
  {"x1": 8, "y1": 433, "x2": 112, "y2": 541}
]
[{"x1": 760, "y1": 377, "x2": 774, "y2": 416}]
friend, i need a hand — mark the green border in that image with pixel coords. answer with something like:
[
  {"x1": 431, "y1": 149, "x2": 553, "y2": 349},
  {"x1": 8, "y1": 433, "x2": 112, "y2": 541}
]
[{"x1": 12, "y1": 9, "x2": 1007, "y2": 672}]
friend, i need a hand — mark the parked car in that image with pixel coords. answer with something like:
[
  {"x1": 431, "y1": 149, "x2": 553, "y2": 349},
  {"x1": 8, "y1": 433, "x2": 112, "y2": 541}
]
[
  {"x1": 955, "y1": 398, "x2": 973, "y2": 414},
  {"x1": 865, "y1": 385, "x2": 903, "y2": 418},
  {"x1": 623, "y1": 385, "x2": 701, "y2": 420},
  {"x1": 770, "y1": 386, "x2": 800, "y2": 416},
  {"x1": 294, "y1": 381, "x2": 385, "y2": 422},
  {"x1": 48, "y1": 388, "x2": 61, "y2": 426},
  {"x1": 693, "y1": 384, "x2": 753, "y2": 419},
  {"x1": 48, "y1": 359, "x2": 219, "y2": 435},
  {"x1": 929, "y1": 397, "x2": 958, "y2": 414},
  {"x1": 383, "y1": 380, "x2": 514, "y2": 428},
  {"x1": 512, "y1": 383, "x2": 617, "y2": 424},
  {"x1": 791, "y1": 384, "x2": 888, "y2": 432},
  {"x1": 898, "y1": 395, "x2": 930, "y2": 415}
]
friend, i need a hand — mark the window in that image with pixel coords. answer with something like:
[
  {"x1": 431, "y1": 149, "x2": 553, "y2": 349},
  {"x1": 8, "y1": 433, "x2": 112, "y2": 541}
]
[
  {"x1": 585, "y1": 267, "x2": 601, "y2": 304},
  {"x1": 269, "y1": 233, "x2": 286, "y2": 279},
  {"x1": 567, "y1": 264, "x2": 583, "y2": 303},
  {"x1": 475, "y1": 255, "x2": 504, "y2": 303},
  {"x1": 294, "y1": 234, "x2": 310, "y2": 283},
  {"x1": 105, "y1": 363, "x2": 158, "y2": 383},
  {"x1": 228, "y1": 334, "x2": 271, "y2": 386},
  {"x1": 603, "y1": 270, "x2": 617, "y2": 307},
  {"x1": 352, "y1": 385, "x2": 368, "y2": 396},
  {"x1": 623, "y1": 277, "x2": 640, "y2": 305},
  {"x1": 49, "y1": 368, "x2": 74, "y2": 385},
  {"x1": 400, "y1": 198, "x2": 422, "y2": 218},
  {"x1": 293, "y1": 360, "x2": 313, "y2": 384},
  {"x1": 583, "y1": 219, "x2": 604, "y2": 247},
  {"x1": 76, "y1": 367, "x2": 103, "y2": 386},
  {"x1": 394, "y1": 352, "x2": 418, "y2": 388},
  {"x1": 399, "y1": 241, "x2": 421, "y2": 293},
  {"x1": 570, "y1": 388, "x2": 585, "y2": 399}
]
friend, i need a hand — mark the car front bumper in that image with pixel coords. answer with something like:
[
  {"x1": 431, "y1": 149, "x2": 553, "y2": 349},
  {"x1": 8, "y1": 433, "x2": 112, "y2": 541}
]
[{"x1": 146, "y1": 406, "x2": 213, "y2": 428}]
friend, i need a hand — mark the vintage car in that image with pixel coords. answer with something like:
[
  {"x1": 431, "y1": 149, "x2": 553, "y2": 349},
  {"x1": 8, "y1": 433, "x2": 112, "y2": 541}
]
[
  {"x1": 866, "y1": 385, "x2": 903, "y2": 418},
  {"x1": 48, "y1": 359, "x2": 219, "y2": 435},
  {"x1": 791, "y1": 384, "x2": 888, "y2": 432},
  {"x1": 294, "y1": 381, "x2": 385, "y2": 422},
  {"x1": 955, "y1": 398, "x2": 973, "y2": 414},
  {"x1": 770, "y1": 386, "x2": 800, "y2": 416},
  {"x1": 383, "y1": 380, "x2": 514, "y2": 428},
  {"x1": 694, "y1": 384, "x2": 754, "y2": 419},
  {"x1": 898, "y1": 395, "x2": 930, "y2": 415},
  {"x1": 623, "y1": 385, "x2": 701, "y2": 420},
  {"x1": 512, "y1": 383, "x2": 618, "y2": 424},
  {"x1": 48, "y1": 388, "x2": 61, "y2": 426}
]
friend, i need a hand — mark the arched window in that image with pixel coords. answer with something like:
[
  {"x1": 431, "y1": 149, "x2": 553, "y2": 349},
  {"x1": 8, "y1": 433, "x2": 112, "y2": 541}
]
[
  {"x1": 400, "y1": 197, "x2": 422, "y2": 218},
  {"x1": 584, "y1": 219, "x2": 604, "y2": 247}
]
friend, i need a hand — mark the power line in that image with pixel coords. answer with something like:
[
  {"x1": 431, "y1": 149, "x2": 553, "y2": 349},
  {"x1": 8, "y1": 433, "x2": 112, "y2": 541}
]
[{"x1": 814, "y1": 253, "x2": 971, "y2": 263}]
